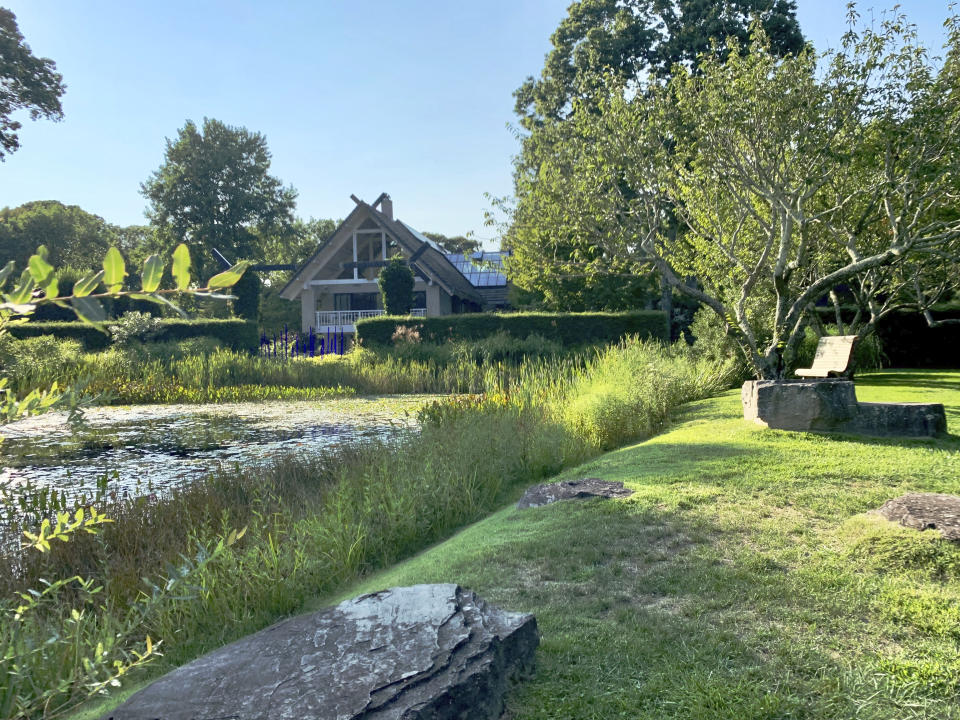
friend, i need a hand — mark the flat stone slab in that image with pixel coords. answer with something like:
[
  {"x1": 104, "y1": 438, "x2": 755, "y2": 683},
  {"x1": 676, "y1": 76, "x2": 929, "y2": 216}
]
[
  {"x1": 874, "y1": 493, "x2": 960, "y2": 540},
  {"x1": 517, "y1": 478, "x2": 634, "y2": 509},
  {"x1": 103, "y1": 584, "x2": 538, "y2": 720}
]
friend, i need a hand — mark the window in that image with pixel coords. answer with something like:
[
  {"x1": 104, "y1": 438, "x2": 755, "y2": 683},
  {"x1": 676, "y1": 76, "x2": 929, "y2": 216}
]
[
  {"x1": 352, "y1": 293, "x2": 380, "y2": 311},
  {"x1": 413, "y1": 291, "x2": 426, "y2": 309}
]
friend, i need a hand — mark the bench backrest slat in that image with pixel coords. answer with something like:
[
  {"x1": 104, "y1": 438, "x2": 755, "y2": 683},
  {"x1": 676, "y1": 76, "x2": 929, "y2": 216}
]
[{"x1": 795, "y1": 335, "x2": 857, "y2": 377}]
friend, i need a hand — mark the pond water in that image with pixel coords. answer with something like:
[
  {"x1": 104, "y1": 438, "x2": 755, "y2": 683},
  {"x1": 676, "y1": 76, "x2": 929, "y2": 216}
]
[{"x1": 0, "y1": 396, "x2": 436, "y2": 505}]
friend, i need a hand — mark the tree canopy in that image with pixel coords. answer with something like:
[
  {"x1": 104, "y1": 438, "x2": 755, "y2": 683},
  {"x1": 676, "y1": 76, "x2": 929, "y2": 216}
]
[
  {"x1": 506, "y1": 0, "x2": 804, "y2": 313},
  {"x1": 0, "y1": 200, "x2": 117, "y2": 270},
  {"x1": 506, "y1": 10, "x2": 960, "y2": 379},
  {"x1": 141, "y1": 118, "x2": 297, "y2": 278},
  {"x1": 514, "y1": 0, "x2": 804, "y2": 127},
  {"x1": 422, "y1": 231, "x2": 481, "y2": 256},
  {"x1": 0, "y1": 8, "x2": 65, "y2": 160}
]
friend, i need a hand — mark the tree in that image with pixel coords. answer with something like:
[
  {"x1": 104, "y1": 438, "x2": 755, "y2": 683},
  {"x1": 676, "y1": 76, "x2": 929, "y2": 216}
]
[
  {"x1": 0, "y1": 200, "x2": 117, "y2": 270},
  {"x1": 378, "y1": 257, "x2": 414, "y2": 315},
  {"x1": 422, "y1": 231, "x2": 481, "y2": 256},
  {"x1": 507, "y1": 11, "x2": 960, "y2": 379},
  {"x1": 506, "y1": 0, "x2": 804, "y2": 313},
  {"x1": 514, "y1": 0, "x2": 803, "y2": 127},
  {"x1": 141, "y1": 118, "x2": 297, "y2": 279},
  {"x1": 0, "y1": 8, "x2": 65, "y2": 160}
]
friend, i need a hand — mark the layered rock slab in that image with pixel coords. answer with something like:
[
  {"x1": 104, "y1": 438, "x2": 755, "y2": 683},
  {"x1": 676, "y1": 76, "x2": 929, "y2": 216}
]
[
  {"x1": 874, "y1": 493, "x2": 960, "y2": 541},
  {"x1": 103, "y1": 584, "x2": 538, "y2": 720},
  {"x1": 517, "y1": 478, "x2": 634, "y2": 509}
]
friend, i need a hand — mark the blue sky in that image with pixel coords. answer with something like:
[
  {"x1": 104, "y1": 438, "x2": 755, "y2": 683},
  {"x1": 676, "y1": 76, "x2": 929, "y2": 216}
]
[{"x1": 0, "y1": 1, "x2": 953, "y2": 248}]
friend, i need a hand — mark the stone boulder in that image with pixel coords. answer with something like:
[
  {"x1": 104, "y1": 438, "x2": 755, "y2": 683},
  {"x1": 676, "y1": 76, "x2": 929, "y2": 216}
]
[
  {"x1": 742, "y1": 379, "x2": 946, "y2": 438},
  {"x1": 874, "y1": 493, "x2": 960, "y2": 540},
  {"x1": 517, "y1": 478, "x2": 634, "y2": 509},
  {"x1": 103, "y1": 584, "x2": 538, "y2": 720},
  {"x1": 741, "y1": 379, "x2": 858, "y2": 432}
]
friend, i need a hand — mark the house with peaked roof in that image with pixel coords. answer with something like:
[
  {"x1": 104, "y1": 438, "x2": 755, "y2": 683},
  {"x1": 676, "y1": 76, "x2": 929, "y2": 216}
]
[{"x1": 279, "y1": 193, "x2": 509, "y2": 334}]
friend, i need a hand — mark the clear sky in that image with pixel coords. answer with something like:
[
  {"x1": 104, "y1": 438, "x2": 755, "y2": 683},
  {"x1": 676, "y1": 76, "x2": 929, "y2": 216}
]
[{"x1": 0, "y1": 1, "x2": 954, "y2": 248}]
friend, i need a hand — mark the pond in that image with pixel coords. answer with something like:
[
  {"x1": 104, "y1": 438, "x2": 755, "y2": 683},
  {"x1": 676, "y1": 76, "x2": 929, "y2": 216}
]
[{"x1": 0, "y1": 396, "x2": 436, "y2": 507}]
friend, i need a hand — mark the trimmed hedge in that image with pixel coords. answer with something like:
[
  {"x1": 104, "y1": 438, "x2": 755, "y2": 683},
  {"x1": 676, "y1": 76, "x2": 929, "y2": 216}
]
[
  {"x1": 8, "y1": 319, "x2": 260, "y2": 353},
  {"x1": 356, "y1": 311, "x2": 669, "y2": 347}
]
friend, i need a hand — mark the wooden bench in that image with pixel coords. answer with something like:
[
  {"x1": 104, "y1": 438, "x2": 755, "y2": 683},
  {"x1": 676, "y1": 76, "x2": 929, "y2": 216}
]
[{"x1": 794, "y1": 335, "x2": 858, "y2": 378}]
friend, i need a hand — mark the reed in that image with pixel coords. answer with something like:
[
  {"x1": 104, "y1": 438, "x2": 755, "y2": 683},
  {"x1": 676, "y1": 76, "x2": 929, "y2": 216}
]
[{"x1": 0, "y1": 338, "x2": 737, "y2": 718}]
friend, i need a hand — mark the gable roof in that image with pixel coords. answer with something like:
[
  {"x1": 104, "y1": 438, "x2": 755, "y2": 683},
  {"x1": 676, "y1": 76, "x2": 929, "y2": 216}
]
[{"x1": 279, "y1": 196, "x2": 483, "y2": 304}]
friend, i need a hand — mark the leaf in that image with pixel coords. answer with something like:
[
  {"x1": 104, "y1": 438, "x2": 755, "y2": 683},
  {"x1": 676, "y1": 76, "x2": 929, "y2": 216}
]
[
  {"x1": 71, "y1": 296, "x2": 106, "y2": 326},
  {"x1": 131, "y1": 292, "x2": 188, "y2": 318},
  {"x1": 141, "y1": 254, "x2": 164, "y2": 293},
  {"x1": 0, "y1": 260, "x2": 16, "y2": 288},
  {"x1": 43, "y1": 276, "x2": 59, "y2": 299},
  {"x1": 172, "y1": 244, "x2": 191, "y2": 290},
  {"x1": 7, "y1": 268, "x2": 36, "y2": 305},
  {"x1": 206, "y1": 260, "x2": 251, "y2": 290},
  {"x1": 102, "y1": 247, "x2": 127, "y2": 293},
  {"x1": 73, "y1": 270, "x2": 104, "y2": 298},
  {"x1": 27, "y1": 252, "x2": 55, "y2": 286}
]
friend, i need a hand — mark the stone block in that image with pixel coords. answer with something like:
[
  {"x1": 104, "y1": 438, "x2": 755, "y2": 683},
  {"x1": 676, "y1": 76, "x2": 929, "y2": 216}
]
[
  {"x1": 849, "y1": 402, "x2": 948, "y2": 438},
  {"x1": 103, "y1": 584, "x2": 538, "y2": 720},
  {"x1": 741, "y1": 379, "x2": 858, "y2": 432},
  {"x1": 741, "y1": 380, "x2": 946, "y2": 438}
]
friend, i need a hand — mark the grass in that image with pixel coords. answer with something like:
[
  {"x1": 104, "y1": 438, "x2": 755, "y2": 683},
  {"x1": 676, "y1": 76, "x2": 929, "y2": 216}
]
[
  {"x1": 295, "y1": 370, "x2": 960, "y2": 720},
  {"x1": 6, "y1": 338, "x2": 737, "y2": 718}
]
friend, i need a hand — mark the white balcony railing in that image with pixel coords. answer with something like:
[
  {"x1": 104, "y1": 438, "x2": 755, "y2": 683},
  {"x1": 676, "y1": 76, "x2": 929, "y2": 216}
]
[{"x1": 315, "y1": 308, "x2": 426, "y2": 328}]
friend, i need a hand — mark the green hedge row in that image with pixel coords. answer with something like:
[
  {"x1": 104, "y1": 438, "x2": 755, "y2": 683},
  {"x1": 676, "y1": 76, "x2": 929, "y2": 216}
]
[
  {"x1": 356, "y1": 311, "x2": 669, "y2": 347},
  {"x1": 9, "y1": 319, "x2": 260, "y2": 353}
]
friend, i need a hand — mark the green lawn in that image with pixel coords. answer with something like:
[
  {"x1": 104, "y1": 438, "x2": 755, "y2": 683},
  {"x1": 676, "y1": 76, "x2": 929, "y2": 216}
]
[{"x1": 326, "y1": 370, "x2": 960, "y2": 719}]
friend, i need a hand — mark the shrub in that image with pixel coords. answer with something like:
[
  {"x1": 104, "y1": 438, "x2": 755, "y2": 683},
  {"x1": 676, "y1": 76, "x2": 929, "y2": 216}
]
[
  {"x1": 685, "y1": 307, "x2": 751, "y2": 383},
  {"x1": 357, "y1": 311, "x2": 669, "y2": 347},
  {"x1": 0, "y1": 336, "x2": 83, "y2": 395},
  {"x1": 8, "y1": 319, "x2": 259, "y2": 353},
  {"x1": 108, "y1": 312, "x2": 164, "y2": 346},
  {"x1": 378, "y1": 257, "x2": 415, "y2": 315}
]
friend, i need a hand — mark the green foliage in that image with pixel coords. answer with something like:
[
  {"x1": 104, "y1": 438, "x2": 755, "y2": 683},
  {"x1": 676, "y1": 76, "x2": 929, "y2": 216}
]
[
  {"x1": 357, "y1": 311, "x2": 669, "y2": 347},
  {"x1": 230, "y1": 269, "x2": 260, "y2": 321},
  {"x1": 4, "y1": 339, "x2": 733, "y2": 719},
  {"x1": 506, "y1": 10, "x2": 960, "y2": 379},
  {"x1": 0, "y1": 8, "x2": 65, "y2": 159},
  {"x1": 108, "y1": 312, "x2": 163, "y2": 346},
  {"x1": 684, "y1": 306, "x2": 751, "y2": 382},
  {"x1": 421, "y1": 231, "x2": 480, "y2": 255},
  {"x1": 142, "y1": 118, "x2": 297, "y2": 278},
  {"x1": 0, "y1": 242, "x2": 252, "y2": 718},
  {"x1": 506, "y1": 0, "x2": 803, "y2": 312},
  {"x1": 9, "y1": 319, "x2": 259, "y2": 353},
  {"x1": 561, "y1": 339, "x2": 741, "y2": 449},
  {"x1": 338, "y1": 373, "x2": 960, "y2": 720},
  {"x1": 377, "y1": 257, "x2": 414, "y2": 316},
  {"x1": 0, "y1": 335, "x2": 82, "y2": 396},
  {"x1": 0, "y1": 202, "x2": 117, "y2": 271},
  {"x1": 513, "y1": 0, "x2": 803, "y2": 127}
]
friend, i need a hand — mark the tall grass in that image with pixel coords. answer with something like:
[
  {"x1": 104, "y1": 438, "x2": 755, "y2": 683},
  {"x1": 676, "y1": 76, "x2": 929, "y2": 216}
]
[{"x1": 0, "y1": 338, "x2": 737, "y2": 718}]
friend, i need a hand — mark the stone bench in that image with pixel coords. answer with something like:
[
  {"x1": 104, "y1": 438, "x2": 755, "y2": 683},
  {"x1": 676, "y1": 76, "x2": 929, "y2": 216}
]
[{"x1": 742, "y1": 380, "x2": 946, "y2": 438}]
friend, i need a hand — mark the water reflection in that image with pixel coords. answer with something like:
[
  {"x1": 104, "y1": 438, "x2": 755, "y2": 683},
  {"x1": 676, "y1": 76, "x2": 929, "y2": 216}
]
[{"x1": 0, "y1": 397, "x2": 432, "y2": 503}]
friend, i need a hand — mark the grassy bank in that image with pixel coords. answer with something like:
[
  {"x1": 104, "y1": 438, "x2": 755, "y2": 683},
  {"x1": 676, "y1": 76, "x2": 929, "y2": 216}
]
[
  {"x1": 3, "y1": 339, "x2": 737, "y2": 718},
  {"x1": 310, "y1": 371, "x2": 960, "y2": 719}
]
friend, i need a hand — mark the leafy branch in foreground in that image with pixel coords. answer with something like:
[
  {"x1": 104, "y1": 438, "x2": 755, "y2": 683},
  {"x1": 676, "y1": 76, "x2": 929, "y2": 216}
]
[{"x1": 0, "y1": 243, "x2": 249, "y2": 718}]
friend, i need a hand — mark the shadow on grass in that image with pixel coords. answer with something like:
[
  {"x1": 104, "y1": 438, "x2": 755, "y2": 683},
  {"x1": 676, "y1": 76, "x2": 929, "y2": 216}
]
[{"x1": 345, "y1": 496, "x2": 955, "y2": 719}]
